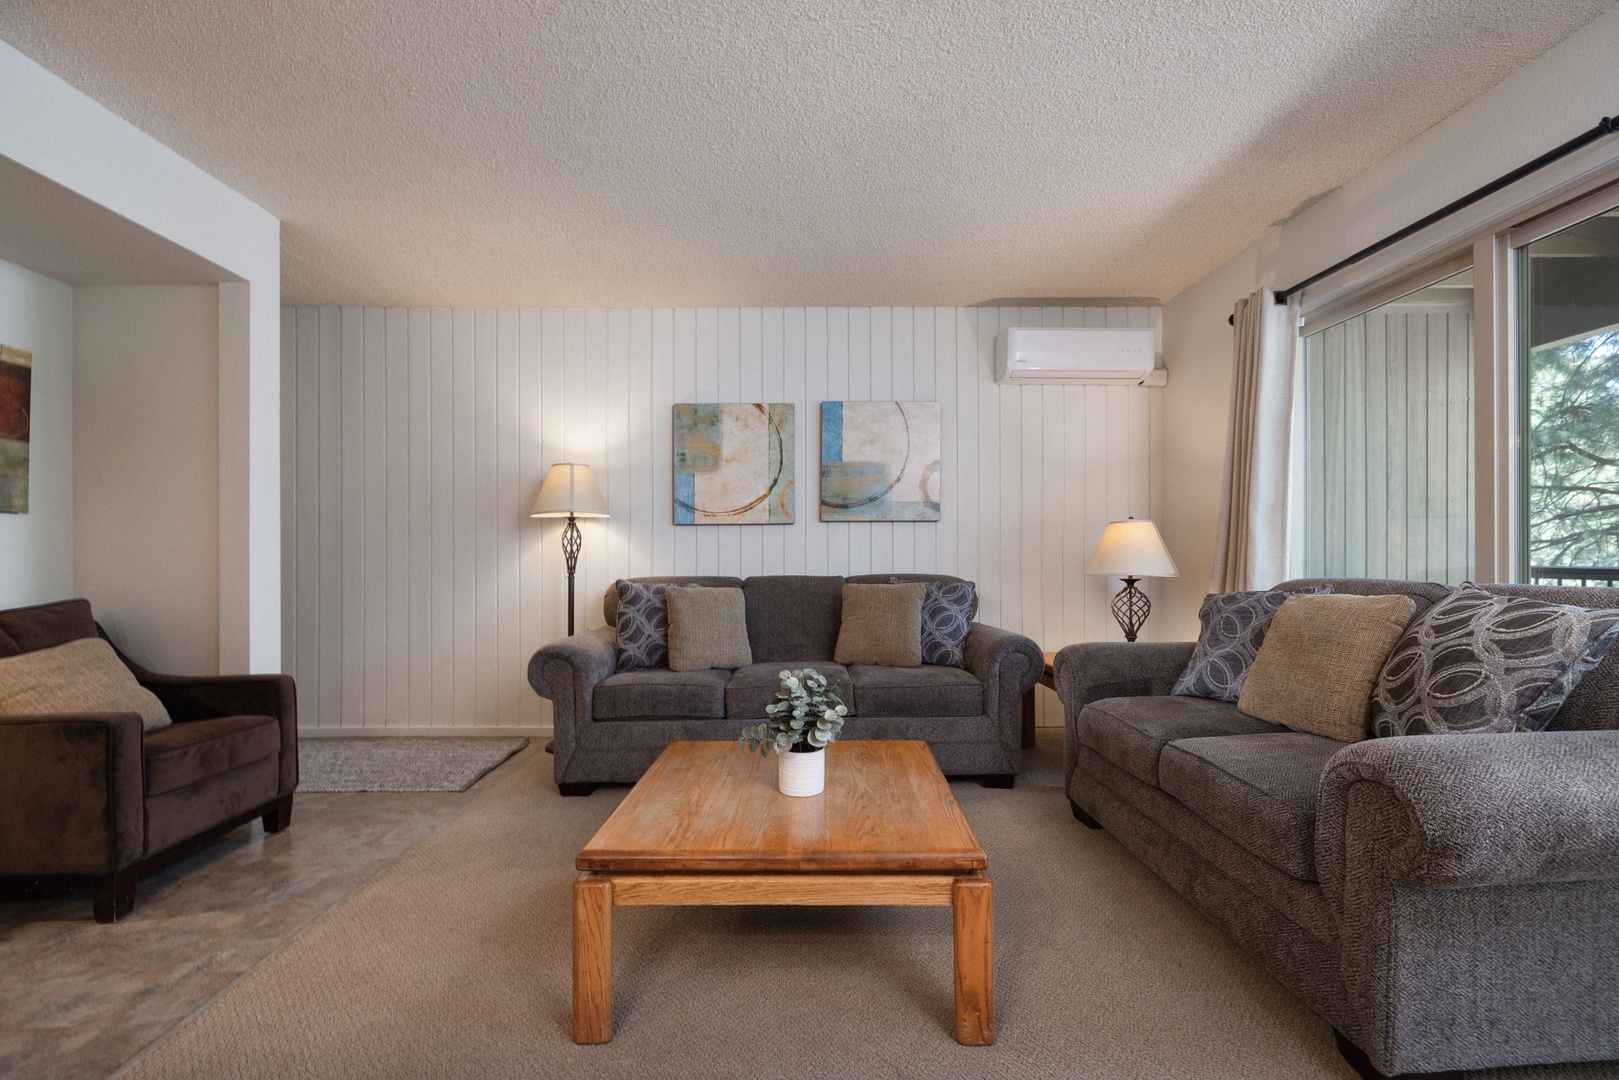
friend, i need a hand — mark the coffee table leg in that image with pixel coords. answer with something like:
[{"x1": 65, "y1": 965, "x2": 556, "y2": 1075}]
[
  {"x1": 573, "y1": 873, "x2": 613, "y2": 1043},
  {"x1": 952, "y1": 874, "x2": 995, "y2": 1045}
]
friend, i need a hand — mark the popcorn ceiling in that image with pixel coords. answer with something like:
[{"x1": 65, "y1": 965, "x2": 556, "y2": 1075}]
[{"x1": 1, "y1": 0, "x2": 1609, "y2": 307}]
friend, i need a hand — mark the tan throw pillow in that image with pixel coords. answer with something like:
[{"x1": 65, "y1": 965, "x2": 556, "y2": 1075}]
[
  {"x1": 666, "y1": 587, "x2": 753, "y2": 671},
  {"x1": 834, "y1": 582, "x2": 926, "y2": 667},
  {"x1": 0, "y1": 636, "x2": 172, "y2": 732},
  {"x1": 1237, "y1": 593, "x2": 1416, "y2": 743}
]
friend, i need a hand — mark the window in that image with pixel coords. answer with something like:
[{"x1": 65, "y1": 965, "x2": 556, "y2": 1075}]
[
  {"x1": 1520, "y1": 205, "x2": 1619, "y2": 585},
  {"x1": 1300, "y1": 268, "x2": 1474, "y2": 583},
  {"x1": 1290, "y1": 172, "x2": 1619, "y2": 588}
]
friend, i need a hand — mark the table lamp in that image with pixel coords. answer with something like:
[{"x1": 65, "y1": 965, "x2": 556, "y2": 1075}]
[
  {"x1": 1086, "y1": 517, "x2": 1179, "y2": 642},
  {"x1": 531, "y1": 463, "x2": 610, "y2": 636}
]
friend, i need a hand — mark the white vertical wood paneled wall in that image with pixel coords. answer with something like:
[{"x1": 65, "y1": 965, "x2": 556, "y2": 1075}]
[{"x1": 281, "y1": 305, "x2": 1161, "y2": 734}]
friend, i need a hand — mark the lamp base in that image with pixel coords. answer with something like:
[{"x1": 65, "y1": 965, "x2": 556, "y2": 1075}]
[
  {"x1": 562, "y1": 515, "x2": 582, "y2": 637},
  {"x1": 1110, "y1": 577, "x2": 1151, "y2": 642}
]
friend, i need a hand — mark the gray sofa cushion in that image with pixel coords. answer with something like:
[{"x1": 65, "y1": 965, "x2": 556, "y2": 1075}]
[
  {"x1": 914, "y1": 579, "x2": 976, "y2": 668},
  {"x1": 849, "y1": 664, "x2": 983, "y2": 717},
  {"x1": 848, "y1": 573, "x2": 980, "y2": 619},
  {"x1": 1171, "y1": 588, "x2": 1305, "y2": 703},
  {"x1": 593, "y1": 668, "x2": 729, "y2": 720},
  {"x1": 612, "y1": 580, "x2": 687, "y2": 670},
  {"x1": 1276, "y1": 577, "x2": 1450, "y2": 614},
  {"x1": 1072, "y1": 743, "x2": 1339, "y2": 946},
  {"x1": 858, "y1": 574, "x2": 979, "y2": 667},
  {"x1": 1159, "y1": 732, "x2": 1343, "y2": 881},
  {"x1": 725, "y1": 662, "x2": 852, "y2": 719},
  {"x1": 1372, "y1": 585, "x2": 1619, "y2": 737},
  {"x1": 1075, "y1": 695, "x2": 1283, "y2": 787},
  {"x1": 1487, "y1": 582, "x2": 1619, "y2": 733},
  {"x1": 742, "y1": 576, "x2": 845, "y2": 662},
  {"x1": 601, "y1": 576, "x2": 744, "y2": 627}
]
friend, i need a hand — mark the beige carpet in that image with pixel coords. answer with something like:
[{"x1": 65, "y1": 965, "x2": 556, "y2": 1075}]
[{"x1": 118, "y1": 736, "x2": 1617, "y2": 1080}]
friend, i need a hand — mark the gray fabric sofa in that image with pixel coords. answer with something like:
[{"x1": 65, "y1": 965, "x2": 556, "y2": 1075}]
[
  {"x1": 529, "y1": 573, "x2": 1042, "y2": 794},
  {"x1": 1055, "y1": 578, "x2": 1619, "y2": 1080}
]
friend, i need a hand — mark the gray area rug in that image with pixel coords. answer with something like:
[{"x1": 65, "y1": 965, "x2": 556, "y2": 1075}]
[
  {"x1": 296, "y1": 738, "x2": 529, "y2": 792},
  {"x1": 126, "y1": 734, "x2": 1616, "y2": 1080}
]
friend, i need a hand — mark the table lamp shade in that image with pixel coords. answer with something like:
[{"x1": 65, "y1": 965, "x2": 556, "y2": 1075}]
[
  {"x1": 1086, "y1": 519, "x2": 1179, "y2": 578},
  {"x1": 531, "y1": 463, "x2": 609, "y2": 519}
]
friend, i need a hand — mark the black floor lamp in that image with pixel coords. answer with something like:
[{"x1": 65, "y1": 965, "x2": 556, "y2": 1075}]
[
  {"x1": 530, "y1": 463, "x2": 610, "y2": 636},
  {"x1": 1086, "y1": 517, "x2": 1179, "y2": 641}
]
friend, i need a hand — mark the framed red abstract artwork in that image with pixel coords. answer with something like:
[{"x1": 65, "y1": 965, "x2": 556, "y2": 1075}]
[{"x1": 0, "y1": 344, "x2": 31, "y2": 514}]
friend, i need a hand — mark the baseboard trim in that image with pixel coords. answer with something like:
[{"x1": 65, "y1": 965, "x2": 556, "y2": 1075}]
[{"x1": 298, "y1": 726, "x2": 552, "y2": 738}]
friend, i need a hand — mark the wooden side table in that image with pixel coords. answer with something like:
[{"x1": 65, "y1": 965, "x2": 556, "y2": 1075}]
[{"x1": 1019, "y1": 652, "x2": 1058, "y2": 748}]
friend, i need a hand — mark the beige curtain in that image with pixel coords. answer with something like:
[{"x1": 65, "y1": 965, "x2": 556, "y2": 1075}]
[{"x1": 1212, "y1": 287, "x2": 1301, "y2": 592}]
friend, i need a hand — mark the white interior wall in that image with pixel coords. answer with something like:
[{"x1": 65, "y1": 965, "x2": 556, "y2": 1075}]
[
  {"x1": 0, "y1": 257, "x2": 72, "y2": 608},
  {"x1": 1157, "y1": 7, "x2": 1619, "y2": 638},
  {"x1": 74, "y1": 286, "x2": 220, "y2": 674},
  {"x1": 285, "y1": 304, "x2": 1162, "y2": 735},
  {"x1": 0, "y1": 40, "x2": 280, "y2": 672}
]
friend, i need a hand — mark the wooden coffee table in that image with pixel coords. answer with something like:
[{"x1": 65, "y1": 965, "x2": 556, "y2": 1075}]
[{"x1": 572, "y1": 739, "x2": 993, "y2": 1045}]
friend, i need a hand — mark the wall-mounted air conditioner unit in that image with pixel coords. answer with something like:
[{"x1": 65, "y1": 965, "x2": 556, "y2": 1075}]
[{"x1": 994, "y1": 326, "x2": 1166, "y2": 386}]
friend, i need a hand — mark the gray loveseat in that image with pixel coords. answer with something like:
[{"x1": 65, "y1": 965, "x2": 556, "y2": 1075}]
[
  {"x1": 1055, "y1": 578, "x2": 1619, "y2": 1080},
  {"x1": 529, "y1": 574, "x2": 1042, "y2": 794}
]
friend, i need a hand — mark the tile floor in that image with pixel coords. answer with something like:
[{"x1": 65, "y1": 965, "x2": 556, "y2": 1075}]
[{"x1": 0, "y1": 774, "x2": 483, "y2": 1080}]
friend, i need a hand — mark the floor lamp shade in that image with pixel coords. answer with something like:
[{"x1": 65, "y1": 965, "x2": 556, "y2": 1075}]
[
  {"x1": 1086, "y1": 518, "x2": 1178, "y2": 642},
  {"x1": 531, "y1": 464, "x2": 609, "y2": 637}
]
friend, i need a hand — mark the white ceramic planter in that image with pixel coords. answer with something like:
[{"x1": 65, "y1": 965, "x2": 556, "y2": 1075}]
[{"x1": 777, "y1": 747, "x2": 826, "y2": 797}]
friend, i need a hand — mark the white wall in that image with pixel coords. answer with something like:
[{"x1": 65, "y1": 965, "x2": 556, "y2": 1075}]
[
  {"x1": 1157, "y1": 7, "x2": 1619, "y2": 637},
  {"x1": 0, "y1": 40, "x2": 280, "y2": 672},
  {"x1": 73, "y1": 287, "x2": 220, "y2": 674},
  {"x1": 0, "y1": 257, "x2": 72, "y2": 607},
  {"x1": 285, "y1": 304, "x2": 1162, "y2": 734}
]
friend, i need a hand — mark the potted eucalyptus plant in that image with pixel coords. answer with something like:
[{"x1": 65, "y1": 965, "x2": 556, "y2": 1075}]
[{"x1": 739, "y1": 668, "x2": 849, "y2": 796}]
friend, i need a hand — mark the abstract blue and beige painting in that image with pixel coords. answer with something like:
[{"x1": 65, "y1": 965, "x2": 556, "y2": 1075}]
[
  {"x1": 673, "y1": 403, "x2": 795, "y2": 525},
  {"x1": 820, "y1": 401, "x2": 941, "y2": 521}
]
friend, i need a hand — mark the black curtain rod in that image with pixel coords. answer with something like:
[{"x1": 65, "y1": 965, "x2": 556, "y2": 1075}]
[{"x1": 1227, "y1": 112, "x2": 1619, "y2": 326}]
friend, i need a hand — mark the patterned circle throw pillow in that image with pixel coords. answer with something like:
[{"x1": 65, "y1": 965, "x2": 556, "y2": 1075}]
[
  {"x1": 892, "y1": 577, "x2": 976, "y2": 668},
  {"x1": 1171, "y1": 587, "x2": 1331, "y2": 703},
  {"x1": 613, "y1": 581, "x2": 689, "y2": 670},
  {"x1": 1370, "y1": 585, "x2": 1619, "y2": 736}
]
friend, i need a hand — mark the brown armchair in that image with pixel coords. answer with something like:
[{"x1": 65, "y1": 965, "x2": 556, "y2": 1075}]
[{"x1": 0, "y1": 599, "x2": 297, "y2": 922}]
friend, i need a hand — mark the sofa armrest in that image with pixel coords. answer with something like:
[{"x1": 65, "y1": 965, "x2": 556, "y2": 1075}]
[
  {"x1": 528, "y1": 627, "x2": 617, "y2": 776},
  {"x1": 0, "y1": 712, "x2": 145, "y2": 875},
  {"x1": 964, "y1": 623, "x2": 1042, "y2": 698},
  {"x1": 1318, "y1": 731, "x2": 1619, "y2": 1074},
  {"x1": 963, "y1": 623, "x2": 1042, "y2": 768},
  {"x1": 1052, "y1": 641, "x2": 1195, "y2": 710},
  {"x1": 528, "y1": 627, "x2": 617, "y2": 700},
  {"x1": 133, "y1": 671, "x2": 299, "y2": 796},
  {"x1": 1318, "y1": 731, "x2": 1619, "y2": 900},
  {"x1": 1054, "y1": 642, "x2": 1194, "y2": 780}
]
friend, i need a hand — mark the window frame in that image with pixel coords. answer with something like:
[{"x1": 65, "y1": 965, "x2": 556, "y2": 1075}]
[
  {"x1": 1502, "y1": 183, "x2": 1619, "y2": 582},
  {"x1": 1286, "y1": 164, "x2": 1619, "y2": 584}
]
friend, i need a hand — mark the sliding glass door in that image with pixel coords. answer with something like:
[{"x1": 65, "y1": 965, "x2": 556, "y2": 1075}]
[
  {"x1": 1290, "y1": 178, "x2": 1619, "y2": 588},
  {"x1": 1300, "y1": 269, "x2": 1475, "y2": 583},
  {"x1": 1519, "y1": 204, "x2": 1619, "y2": 586}
]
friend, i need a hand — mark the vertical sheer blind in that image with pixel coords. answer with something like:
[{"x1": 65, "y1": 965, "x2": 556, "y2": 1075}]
[{"x1": 1301, "y1": 271, "x2": 1474, "y2": 584}]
